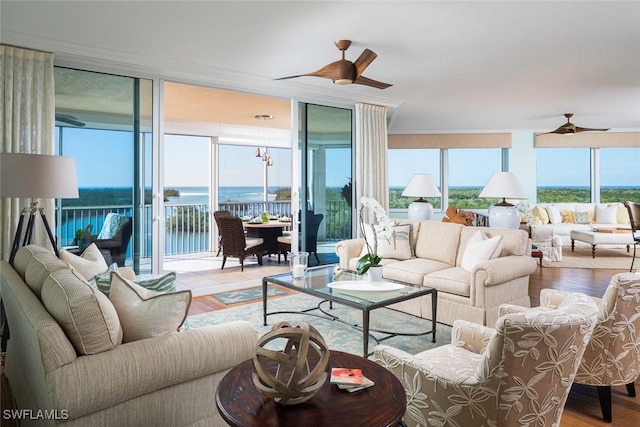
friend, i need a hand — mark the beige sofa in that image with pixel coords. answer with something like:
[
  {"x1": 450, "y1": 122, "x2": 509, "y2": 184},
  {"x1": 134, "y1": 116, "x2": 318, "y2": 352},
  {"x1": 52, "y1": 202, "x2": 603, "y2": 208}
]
[
  {"x1": 335, "y1": 220, "x2": 538, "y2": 327},
  {"x1": 1, "y1": 245, "x2": 258, "y2": 427}
]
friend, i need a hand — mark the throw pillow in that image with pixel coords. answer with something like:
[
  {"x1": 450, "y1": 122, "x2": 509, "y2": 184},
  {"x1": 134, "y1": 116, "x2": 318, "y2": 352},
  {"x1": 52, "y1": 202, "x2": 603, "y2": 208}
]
[
  {"x1": 376, "y1": 224, "x2": 414, "y2": 260},
  {"x1": 533, "y1": 205, "x2": 549, "y2": 225},
  {"x1": 574, "y1": 211, "x2": 592, "y2": 225},
  {"x1": 109, "y1": 272, "x2": 191, "y2": 343},
  {"x1": 617, "y1": 206, "x2": 631, "y2": 225},
  {"x1": 546, "y1": 206, "x2": 563, "y2": 225},
  {"x1": 596, "y1": 205, "x2": 618, "y2": 224},
  {"x1": 461, "y1": 230, "x2": 503, "y2": 273},
  {"x1": 41, "y1": 268, "x2": 122, "y2": 355},
  {"x1": 560, "y1": 210, "x2": 575, "y2": 224},
  {"x1": 90, "y1": 264, "x2": 177, "y2": 297},
  {"x1": 59, "y1": 243, "x2": 108, "y2": 281}
]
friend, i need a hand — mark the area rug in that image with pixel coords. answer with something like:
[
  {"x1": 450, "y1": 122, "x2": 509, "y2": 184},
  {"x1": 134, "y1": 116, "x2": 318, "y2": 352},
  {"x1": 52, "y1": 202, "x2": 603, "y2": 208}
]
[
  {"x1": 542, "y1": 247, "x2": 634, "y2": 270},
  {"x1": 186, "y1": 293, "x2": 451, "y2": 356},
  {"x1": 212, "y1": 285, "x2": 286, "y2": 305}
]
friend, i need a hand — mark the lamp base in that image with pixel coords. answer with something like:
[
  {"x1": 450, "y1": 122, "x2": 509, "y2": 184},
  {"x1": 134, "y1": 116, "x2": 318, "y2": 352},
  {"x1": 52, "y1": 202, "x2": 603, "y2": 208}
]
[
  {"x1": 407, "y1": 201, "x2": 433, "y2": 220},
  {"x1": 488, "y1": 205, "x2": 520, "y2": 229}
]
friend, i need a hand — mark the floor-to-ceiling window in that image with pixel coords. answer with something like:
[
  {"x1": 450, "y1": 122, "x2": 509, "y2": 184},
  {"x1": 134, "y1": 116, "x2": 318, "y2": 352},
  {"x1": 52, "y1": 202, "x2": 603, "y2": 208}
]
[
  {"x1": 55, "y1": 67, "x2": 153, "y2": 273},
  {"x1": 299, "y1": 104, "x2": 352, "y2": 264},
  {"x1": 600, "y1": 147, "x2": 640, "y2": 203}
]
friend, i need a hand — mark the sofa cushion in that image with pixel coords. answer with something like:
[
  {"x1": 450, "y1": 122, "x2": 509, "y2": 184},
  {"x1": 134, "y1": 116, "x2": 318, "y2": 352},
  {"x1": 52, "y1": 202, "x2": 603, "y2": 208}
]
[
  {"x1": 109, "y1": 272, "x2": 191, "y2": 343},
  {"x1": 13, "y1": 244, "x2": 51, "y2": 280},
  {"x1": 546, "y1": 205, "x2": 564, "y2": 224},
  {"x1": 89, "y1": 264, "x2": 177, "y2": 297},
  {"x1": 377, "y1": 224, "x2": 414, "y2": 260},
  {"x1": 460, "y1": 230, "x2": 503, "y2": 272},
  {"x1": 533, "y1": 205, "x2": 550, "y2": 225},
  {"x1": 414, "y1": 221, "x2": 462, "y2": 266},
  {"x1": 596, "y1": 204, "x2": 618, "y2": 224},
  {"x1": 574, "y1": 211, "x2": 592, "y2": 224},
  {"x1": 617, "y1": 206, "x2": 631, "y2": 224},
  {"x1": 41, "y1": 268, "x2": 123, "y2": 355},
  {"x1": 60, "y1": 243, "x2": 109, "y2": 281},
  {"x1": 18, "y1": 246, "x2": 68, "y2": 298},
  {"x1": 383, "y1": 258, "x2": 452, "y2": 286},
  {"x1": 424, "y1": 267, "x2": 471, "y2": 298}
]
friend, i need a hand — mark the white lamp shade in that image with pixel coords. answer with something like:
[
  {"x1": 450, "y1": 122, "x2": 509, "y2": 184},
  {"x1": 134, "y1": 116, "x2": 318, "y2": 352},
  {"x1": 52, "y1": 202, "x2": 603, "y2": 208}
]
[
  {"x1": 402, "y1": 174, "x2": 442, "y2": 198},
  {"x1": 479, "y1": 172, "x2": 527, "y2": 202},
  {"x1": 0, "y1": 153, "x2": 79, "y2": 199}
]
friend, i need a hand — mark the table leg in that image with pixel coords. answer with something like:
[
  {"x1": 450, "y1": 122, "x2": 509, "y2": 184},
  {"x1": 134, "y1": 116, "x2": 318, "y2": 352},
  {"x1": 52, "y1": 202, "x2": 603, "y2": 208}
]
[
  {"x1": 591, "y1": 244, "x2": 597, "y2": 258},
  {"x1": 262, "y1": 278, "x2": 268, "y2": 326},
  {"x1": 363, "y1": 310, "x2": 370, "y2": 357},
  {"x1": 431, "y1": 290, "x2": 437, "y2": 343}
]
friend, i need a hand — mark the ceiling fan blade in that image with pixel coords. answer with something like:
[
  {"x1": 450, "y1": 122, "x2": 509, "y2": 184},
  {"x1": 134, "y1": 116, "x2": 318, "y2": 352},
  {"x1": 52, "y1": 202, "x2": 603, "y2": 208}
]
[
  {"x1": 55, "y1": 114, "x2": 85, "y2": 127},
  {"x1": 353, "y1": 75, "x2": 392, "y2": 89},
  {"x1": 575, "y1": 126, "x2": 610, "y2": 133},
  {"x1": 353, "y1": 49, "x2": 377, "y2": 77}
]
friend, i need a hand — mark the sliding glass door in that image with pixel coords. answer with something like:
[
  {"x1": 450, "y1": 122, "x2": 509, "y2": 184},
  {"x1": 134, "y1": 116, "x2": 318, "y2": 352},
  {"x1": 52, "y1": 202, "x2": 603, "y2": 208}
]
[{"x1": 298, "y1": 104, "x2": 353, "y2": 265}]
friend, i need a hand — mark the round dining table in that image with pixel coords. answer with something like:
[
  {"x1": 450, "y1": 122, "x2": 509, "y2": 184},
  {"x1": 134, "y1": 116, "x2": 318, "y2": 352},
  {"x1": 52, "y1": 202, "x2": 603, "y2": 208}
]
[{"x1": 244, "y1": 220, "x2": 291, "y2": 256}]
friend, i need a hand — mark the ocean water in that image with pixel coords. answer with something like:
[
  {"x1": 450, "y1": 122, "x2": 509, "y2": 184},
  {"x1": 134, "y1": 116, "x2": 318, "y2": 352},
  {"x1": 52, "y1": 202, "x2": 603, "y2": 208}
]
[{"x1": 166, "y1": 186, "x2": 279, "y2": 204}]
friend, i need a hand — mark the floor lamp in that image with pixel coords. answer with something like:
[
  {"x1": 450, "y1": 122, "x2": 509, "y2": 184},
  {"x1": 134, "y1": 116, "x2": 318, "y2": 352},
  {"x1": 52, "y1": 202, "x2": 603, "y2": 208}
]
[{"x1": 0, "y1": 153, "x2": 78, "y2": 265}]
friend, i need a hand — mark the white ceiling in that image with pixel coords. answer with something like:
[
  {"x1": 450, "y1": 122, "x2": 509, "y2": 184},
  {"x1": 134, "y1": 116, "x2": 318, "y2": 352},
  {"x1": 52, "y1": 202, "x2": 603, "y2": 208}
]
[{"x1": 2, "y1": 1, "x2": 640, "y2": 134}]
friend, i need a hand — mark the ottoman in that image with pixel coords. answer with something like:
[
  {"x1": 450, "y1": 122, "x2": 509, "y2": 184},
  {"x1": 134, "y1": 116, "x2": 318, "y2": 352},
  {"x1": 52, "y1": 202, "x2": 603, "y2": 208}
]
[{"x1": 570, "y1": 229, "x2": 633, "y2": 258}]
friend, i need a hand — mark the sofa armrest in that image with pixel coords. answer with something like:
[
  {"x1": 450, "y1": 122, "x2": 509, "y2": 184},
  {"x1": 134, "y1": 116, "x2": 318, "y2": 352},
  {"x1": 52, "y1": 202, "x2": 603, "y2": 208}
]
[
  {"x1": 473, "y1": 255, "x2": 538, "y2": 286},
  {"x1": 451, "y1": 319, "x2": 494, "y2": 354},
  {"x1": 334, "y1": 238, "x2": 365, "y2": 269},
  {"x1": 49, "y1": 320, "x2": 258, "y2": 419},
  {"x1": 498, "y1": 303, "x2": 530, "y2": 317}
]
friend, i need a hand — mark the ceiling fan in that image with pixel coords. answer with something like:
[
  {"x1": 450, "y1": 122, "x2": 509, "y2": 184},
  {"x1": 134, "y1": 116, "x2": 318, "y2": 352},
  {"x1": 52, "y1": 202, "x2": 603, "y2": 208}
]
[
  {"x1": 275, "y1": 40, "x2": 392, "y2": 89},
  {"x1": 538, "y1": 113, "x2": 609, "y2": 136},
  {"x1": 55, "y1": 113, "x2": 85, "y2": 127}
]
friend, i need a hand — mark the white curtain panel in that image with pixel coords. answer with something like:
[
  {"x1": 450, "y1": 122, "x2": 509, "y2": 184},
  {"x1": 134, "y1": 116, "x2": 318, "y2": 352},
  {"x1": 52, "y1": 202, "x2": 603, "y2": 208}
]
[
  {"x1": 0, "y1": 45, "x2": 55, "y2": 260},
  {"x1": 355, "y1": 103, "x2": 389, "y2": 225}
]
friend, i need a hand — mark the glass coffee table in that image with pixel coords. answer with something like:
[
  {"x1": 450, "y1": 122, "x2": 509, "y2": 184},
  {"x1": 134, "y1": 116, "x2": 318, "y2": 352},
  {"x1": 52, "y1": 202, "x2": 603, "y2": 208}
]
[{"x1": 262, "y1": 265, "x2": 437, "y2": 356}]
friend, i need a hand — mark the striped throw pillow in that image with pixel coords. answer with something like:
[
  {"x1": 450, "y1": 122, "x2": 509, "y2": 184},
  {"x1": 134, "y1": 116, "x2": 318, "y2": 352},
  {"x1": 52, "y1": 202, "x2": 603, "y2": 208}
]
[{"x1": 90, "y1": 264, "x2": 177, "y2": 297}]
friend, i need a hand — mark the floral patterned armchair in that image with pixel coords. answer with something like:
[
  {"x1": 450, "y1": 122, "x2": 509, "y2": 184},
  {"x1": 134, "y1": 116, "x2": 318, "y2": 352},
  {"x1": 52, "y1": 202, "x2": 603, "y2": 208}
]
[
  {"x1": 541, "y1": 272, "x2": 640, "y2": 422},
  {"x1": 374, "y1": 291, "x2": 598, "y2": 427}
]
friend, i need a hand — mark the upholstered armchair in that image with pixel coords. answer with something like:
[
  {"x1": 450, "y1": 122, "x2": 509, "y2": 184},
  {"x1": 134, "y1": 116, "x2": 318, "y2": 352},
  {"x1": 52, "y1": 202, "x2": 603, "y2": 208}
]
[
  {"x1": 540, "y1": 272, "x2": 640, "y2": 422},
  {"x1": 374, "y1": 292, "x2": 598, "y2": 427}
]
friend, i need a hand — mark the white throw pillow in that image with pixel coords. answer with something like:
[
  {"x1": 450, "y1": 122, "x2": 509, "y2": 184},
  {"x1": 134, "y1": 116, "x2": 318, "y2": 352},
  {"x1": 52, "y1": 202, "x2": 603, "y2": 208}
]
[
  {"x1": 546, "y1": 206, "x2": 563, "y2": 225},
  {"x1": 376, "y1": 224, "x2": 414, "y2": 260},
  {"x1": 461, "y1": 230, "x2": 503, "y2": 272},
  {"x1": 59, "y1": 243, "x2": 108, "y2": 281},
  {"x1": 109, "y1": 272, "x2": 191, "y2": 343},
  {"x1": 596, "y1": 205, "x2": 618, "y2": 224}
]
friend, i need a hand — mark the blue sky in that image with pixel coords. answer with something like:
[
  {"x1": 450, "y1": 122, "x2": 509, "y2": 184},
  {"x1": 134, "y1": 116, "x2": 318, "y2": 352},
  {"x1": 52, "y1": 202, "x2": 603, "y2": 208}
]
[{"x1": 59, "y1": 129, "x2": 638, "y2": 189}]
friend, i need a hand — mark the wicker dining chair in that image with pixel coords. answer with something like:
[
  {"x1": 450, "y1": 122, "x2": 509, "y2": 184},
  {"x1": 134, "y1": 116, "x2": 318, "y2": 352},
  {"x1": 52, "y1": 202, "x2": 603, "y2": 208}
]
[
  {"x1": 277, "y1": 212, "x2": 323, "y2": 264},
  {"x1": 624, "y1": 201, "x2": 640, "y2": 272},
  {"x1": 217, "y1": 215, "x2": 265, "y2": 271},
  {"x1": 213, "y1": 210, "x2": 233, "y2": 256}
]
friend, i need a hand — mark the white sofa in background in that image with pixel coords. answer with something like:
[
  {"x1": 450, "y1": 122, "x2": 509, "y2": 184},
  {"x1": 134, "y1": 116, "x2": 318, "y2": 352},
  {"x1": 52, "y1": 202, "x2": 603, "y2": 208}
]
[
  {"x1": 335, "y1": 220, "x2": 538, "y2": 327},
  {"x1": 529, "y1": 203, "x2": 631, "y2": 256}
]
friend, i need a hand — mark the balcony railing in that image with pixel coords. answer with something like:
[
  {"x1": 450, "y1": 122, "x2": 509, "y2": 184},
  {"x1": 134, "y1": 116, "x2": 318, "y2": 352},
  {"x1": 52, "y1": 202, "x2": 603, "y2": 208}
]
[{"x1": 59, "y1": 199, "x2": 352, "y2": 261}]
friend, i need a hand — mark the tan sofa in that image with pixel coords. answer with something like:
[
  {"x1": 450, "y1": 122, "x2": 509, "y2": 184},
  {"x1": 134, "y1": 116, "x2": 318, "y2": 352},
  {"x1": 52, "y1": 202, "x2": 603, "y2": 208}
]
[
  {"x1": 1, "y1": 245, "x2": 258, "y2": 427},
  {"x1": 335, "y1": 220, "x2": 538, "y2": 326}
]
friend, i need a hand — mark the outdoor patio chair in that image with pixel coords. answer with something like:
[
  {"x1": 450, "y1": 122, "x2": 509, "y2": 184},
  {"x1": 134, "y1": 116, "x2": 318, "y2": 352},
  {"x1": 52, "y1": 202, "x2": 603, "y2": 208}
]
[
  {"x1": 217, "y1": 215, "x2": 265, "y2": 271},
  {"x1": 374, "y1": 291, "x2": 598, "y2": 427},
  {"x1": 624, "y1": 201, "x2": 640, "y2": 272},
  {"x1": 73, "y1": 213, "x2": 132, "y2": 266}
]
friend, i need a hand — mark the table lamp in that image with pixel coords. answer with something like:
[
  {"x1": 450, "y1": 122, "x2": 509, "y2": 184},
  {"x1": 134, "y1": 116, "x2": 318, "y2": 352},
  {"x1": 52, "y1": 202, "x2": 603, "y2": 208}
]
[
  {"x1": 478, "y1": 171, "x2": 527, "y2": 229},
  {"x1": 0, "y1": 153, "x2": 79, "y2": 264},
  {"x1": 402, "y1": 174, "x2": 441, "y2": 220}
]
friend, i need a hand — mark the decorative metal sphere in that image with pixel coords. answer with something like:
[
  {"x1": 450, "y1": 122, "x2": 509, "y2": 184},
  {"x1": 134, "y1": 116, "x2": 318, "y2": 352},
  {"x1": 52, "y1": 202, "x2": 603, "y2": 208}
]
[{"x1": 252, "y1": 321, "x2": 330, "y2": 405}]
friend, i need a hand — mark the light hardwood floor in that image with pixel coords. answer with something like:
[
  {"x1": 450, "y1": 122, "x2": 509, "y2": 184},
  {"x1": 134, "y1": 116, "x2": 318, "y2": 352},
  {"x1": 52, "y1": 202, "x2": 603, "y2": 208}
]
[{"x1": 189, "y1": 264, "x2": 640, "y2": 426}]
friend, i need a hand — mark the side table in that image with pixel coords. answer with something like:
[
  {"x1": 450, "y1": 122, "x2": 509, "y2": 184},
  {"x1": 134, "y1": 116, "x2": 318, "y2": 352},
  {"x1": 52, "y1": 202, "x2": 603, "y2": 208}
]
[{"x1": 216, "y1": 350, "x2": 407, "y2": 427}]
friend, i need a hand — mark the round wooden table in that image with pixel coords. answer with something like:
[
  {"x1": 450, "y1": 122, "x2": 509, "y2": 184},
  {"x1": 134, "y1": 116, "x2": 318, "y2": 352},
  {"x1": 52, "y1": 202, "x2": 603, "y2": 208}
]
[{"x1": 216, "y1": 350, "x2": 406, "y2": 427}]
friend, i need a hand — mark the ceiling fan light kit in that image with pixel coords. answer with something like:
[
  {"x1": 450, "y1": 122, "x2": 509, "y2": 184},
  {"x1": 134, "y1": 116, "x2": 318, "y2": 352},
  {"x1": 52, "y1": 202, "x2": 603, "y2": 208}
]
[{"x1": 276, "y1": 40, "x2": 392, "y2": 89}]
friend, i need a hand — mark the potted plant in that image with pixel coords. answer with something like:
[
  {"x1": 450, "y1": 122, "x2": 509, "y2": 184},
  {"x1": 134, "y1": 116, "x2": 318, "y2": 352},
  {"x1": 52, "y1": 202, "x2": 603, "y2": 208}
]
[
  {"x1": 355, "y1": 197, "x2": 393, "y2": 281},
  {"x1": 75, "y1": 224, "x2": 93, "y2": 252}
]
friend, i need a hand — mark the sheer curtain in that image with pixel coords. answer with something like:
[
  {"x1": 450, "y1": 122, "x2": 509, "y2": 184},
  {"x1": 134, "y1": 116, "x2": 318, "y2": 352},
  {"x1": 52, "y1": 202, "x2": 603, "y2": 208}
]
[
  {"x1": 355, "y1": 103, "x2": 389, "y2": 222},
  {"x1": 0, "y1": 45, "x2": 55, "y2": 260}
]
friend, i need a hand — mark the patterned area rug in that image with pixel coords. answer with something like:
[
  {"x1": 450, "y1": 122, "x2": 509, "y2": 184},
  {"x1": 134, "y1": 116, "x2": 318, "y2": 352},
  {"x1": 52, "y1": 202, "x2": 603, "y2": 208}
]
[
  {"x1": 542, "y1": 247, "x2": 635, "y2": 270},
  {"x1": 187, "y1": 293, "x2": 451, "y2": 357},
  {"x1": 212, "y1": 286, "x2": 286, "y2": 305}
]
